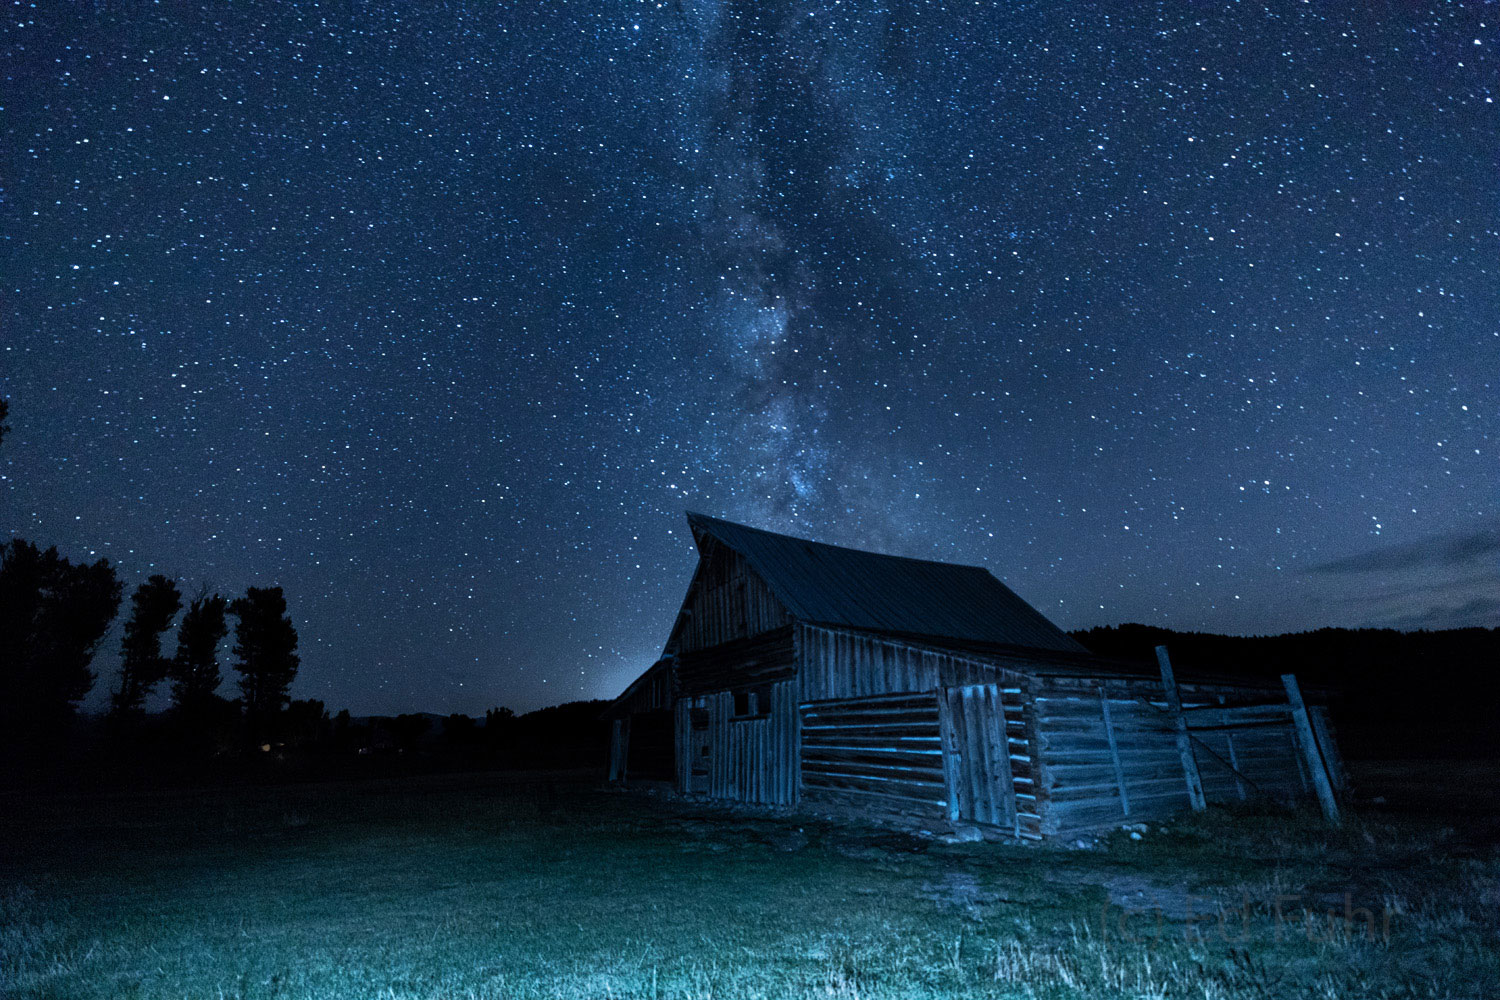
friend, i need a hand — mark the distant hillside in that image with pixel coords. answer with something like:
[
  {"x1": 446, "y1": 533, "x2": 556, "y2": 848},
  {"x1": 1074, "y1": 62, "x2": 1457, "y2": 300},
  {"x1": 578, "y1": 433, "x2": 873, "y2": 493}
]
[{"x1": 1071, "y1": 624, "x2": 1500, "y2": 760}]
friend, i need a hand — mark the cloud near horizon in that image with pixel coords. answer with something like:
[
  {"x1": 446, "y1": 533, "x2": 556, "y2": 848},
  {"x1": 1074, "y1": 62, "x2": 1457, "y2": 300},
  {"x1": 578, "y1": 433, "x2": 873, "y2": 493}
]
[
  {"x1": 1300, "y1": 520, "x2": 1500, "y2": 631},
  {"x1": 1306, "y1": 522, "x2": 1500, "y2": 576}
]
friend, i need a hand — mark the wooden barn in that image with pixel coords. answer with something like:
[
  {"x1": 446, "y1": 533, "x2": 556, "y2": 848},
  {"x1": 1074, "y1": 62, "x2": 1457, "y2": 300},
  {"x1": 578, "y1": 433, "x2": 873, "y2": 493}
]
[{"x1": 605, "y1": 513, "x2": 1347, "y2": 840}]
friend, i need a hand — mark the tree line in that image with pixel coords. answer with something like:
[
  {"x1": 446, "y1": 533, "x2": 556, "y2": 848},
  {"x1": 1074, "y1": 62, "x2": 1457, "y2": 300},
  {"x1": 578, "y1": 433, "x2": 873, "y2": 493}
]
[
  {"x1": 1072, "y1": 622, "x2": 1500, "y2": 759},
  {"x1": 0, "y1": 544, "x2": 301, "y2": 754},
  {"x1": 0, "y1": 397, "x2": 301, "y2": 765}
]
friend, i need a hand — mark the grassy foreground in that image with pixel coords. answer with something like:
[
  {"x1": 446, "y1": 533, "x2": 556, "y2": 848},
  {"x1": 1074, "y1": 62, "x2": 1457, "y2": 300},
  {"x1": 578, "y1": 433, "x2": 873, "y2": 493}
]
[{"x1": 1, "y1": 770, "x2": 1496, "y2": 999}]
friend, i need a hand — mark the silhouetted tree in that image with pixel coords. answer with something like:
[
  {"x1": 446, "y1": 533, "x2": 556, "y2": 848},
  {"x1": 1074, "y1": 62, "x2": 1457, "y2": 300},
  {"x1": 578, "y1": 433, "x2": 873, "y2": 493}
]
[
  {"x1": 170, "y1": 592, "x2": 229, "y2": 714},
  {"x1": 484, "y1": 705, "x2": 517, "y2": 757},
  {"x1": 443, "y1": 713, "x2": 477, "y2": 747},
  {"x1": 284, "y1": 698, "x2": 328, "y2": 747},
  {"x1": 330, "y1": 708, "x2": 358, "y2": 751},
  {"x1": 0, "y1": 540, "x2": 121, "y2": 751},
  {"x1": 388, "y1": 713, "x2": 430, "y2": 753},
  {"x1": 509, "y1": 700, "x2": 609, "y2": 767},
  {"x1": 112, "y1": 575, "x2": 182, "y2": 716},
  {"x1": 1072, "y1": 623, "x2": 1500, "y2": 758},
  {"x1": 230, "y1": 586, "x2": 299, "y2": 743}
]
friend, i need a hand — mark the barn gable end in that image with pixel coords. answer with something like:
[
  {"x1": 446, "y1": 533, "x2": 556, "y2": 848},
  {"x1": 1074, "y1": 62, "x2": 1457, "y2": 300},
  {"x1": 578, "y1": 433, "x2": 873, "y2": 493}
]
[{"x1": 664, "y1": 527, "x2": 792, "y2": 657}]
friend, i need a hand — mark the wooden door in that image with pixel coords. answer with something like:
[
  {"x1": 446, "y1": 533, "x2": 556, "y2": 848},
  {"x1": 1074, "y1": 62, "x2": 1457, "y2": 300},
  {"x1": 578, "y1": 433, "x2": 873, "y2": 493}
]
[{"x1": 940, "y1": 684, "x2": 1018, "y2": 830}]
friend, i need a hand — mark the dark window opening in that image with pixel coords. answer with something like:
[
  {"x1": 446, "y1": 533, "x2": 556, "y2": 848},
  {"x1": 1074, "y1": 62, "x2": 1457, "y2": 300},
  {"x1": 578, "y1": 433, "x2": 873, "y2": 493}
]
[{"x1": 733, "y1": 685, "x2": 772, "y2": 719}]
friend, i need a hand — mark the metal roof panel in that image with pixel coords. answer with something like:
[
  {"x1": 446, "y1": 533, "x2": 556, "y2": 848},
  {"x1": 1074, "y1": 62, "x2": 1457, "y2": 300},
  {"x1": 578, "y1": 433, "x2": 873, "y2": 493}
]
[{"x1": 686, "y1": 512, "x2": 1086, "y2": 653}]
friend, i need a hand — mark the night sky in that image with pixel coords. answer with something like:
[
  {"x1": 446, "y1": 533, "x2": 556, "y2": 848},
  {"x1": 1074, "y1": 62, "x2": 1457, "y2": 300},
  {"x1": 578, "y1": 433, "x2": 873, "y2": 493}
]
[{"x1": 3, "y1": 3, "x2": 1495, "y2": 716}]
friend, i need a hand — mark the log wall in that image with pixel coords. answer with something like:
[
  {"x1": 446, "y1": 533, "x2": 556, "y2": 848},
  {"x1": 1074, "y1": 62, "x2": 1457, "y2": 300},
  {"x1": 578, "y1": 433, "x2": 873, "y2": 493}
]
[
  {"x1": 660, "y1": 609, "x2": 1349, "y2": 837},
  {"x1": 800, "y1": 691, "x2": 947, "y2": 823}
]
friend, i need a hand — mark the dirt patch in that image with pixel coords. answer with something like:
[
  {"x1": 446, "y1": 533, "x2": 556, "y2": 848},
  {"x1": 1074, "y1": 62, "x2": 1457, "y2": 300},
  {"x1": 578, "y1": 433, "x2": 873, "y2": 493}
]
[
  {"x1": 1099, "y1": 874, "x2": 1206, "y2": 921},
  {"x1": 917, "y1": 870, "x2": 1010, "y2": 919}
]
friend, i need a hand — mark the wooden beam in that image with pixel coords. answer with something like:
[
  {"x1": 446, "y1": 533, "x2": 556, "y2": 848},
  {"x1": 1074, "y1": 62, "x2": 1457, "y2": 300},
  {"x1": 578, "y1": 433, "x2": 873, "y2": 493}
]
[
  {"x1": 1224, "y1": 730, "x2": 1248, "y2": 800},
  {"x1": 983, "y1": 685, "x2": 1018, "y2": 830},
  {"x1": 1155, "y1": 646, "x2": 1206, "y2": 812},
  {"x1": 608, "y1": 718, "x2": 626, "y2": 783},
  {"x1": 936, "y1": 687, "x2": 964, "y2": 824},
  {"x1": 1281, "y1": 674, "x2": 1341, "y2": 825},
  {"x1": 1308, "y1": 706, "x2": 1347, "y2": 793},
  {"x1": 1128, "y1": 692, "x2": 1275, "y2": 802},
  {"x1": 1180, "y1": 702, "x2": 1293, "y2": 728},
  {"x1": 1098, "y1": 688, "x2": 1131, "y2": 817},
  {"x1": 960, "y1": 687, "x2": 992, "y2": 824}
]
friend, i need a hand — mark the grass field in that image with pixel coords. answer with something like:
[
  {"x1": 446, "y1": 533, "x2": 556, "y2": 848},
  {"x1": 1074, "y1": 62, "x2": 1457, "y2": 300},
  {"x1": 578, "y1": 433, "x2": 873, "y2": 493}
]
[{"x1": 2, "y1": 770, "x2": 1497, "y2": 999}]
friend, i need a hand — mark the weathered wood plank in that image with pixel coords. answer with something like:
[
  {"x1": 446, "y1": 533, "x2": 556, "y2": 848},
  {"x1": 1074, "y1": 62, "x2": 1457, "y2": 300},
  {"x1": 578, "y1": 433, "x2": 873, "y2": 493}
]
[
  {"x1": 804, "y1": 760, "x2": 947, "y2": 785},
  {"x1": 1156, "y1": 646, "x2": 1206, "y2": 812},
  {"x1": 803, "y1": 691, "x2": 942, "y2": 710},
  {"x1": 1282, "y1": 674, "x2": 1340, "y2": 824},
  {"x1": 804, "y1": 731, "x2": 942, "y2": 746},
  {"x1": 1049, "y1": 774, "x2": 1195, "y2": 804},
  {"x1": 959, "y1": 687, "x2": 993, "y2": 824},
  {"x1": 802, "y1": 746, "x2": 944, "y2": 769},
  {"x1": 1180, "y1": 703, "x2": 1294, "y2": 728},
  {"x1": 801, "y1": 785, "x2": 948, "y2": 822},
  {"x1": 937, "y1": 686, "x2": 964, "y2": 823},
  {"x1": 1097, "y1": 688, "x2": 1130, "y2": 819},
  {"x1": 1308, "y1": 706, "x2": 1348, "y2": 793},
  {"x1": 983, "y1": 686, "x2": 1018, "y2": 830},
  {"x1": 802, "y1": 721, "x2": 943, "y2": 738},
  {"x1": 803, "y1": 771, "x2": 948, "y2": 804}
]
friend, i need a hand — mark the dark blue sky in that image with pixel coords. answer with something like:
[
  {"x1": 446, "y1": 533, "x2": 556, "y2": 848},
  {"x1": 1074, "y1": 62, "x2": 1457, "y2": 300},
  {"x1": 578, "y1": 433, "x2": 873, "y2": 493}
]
[{"x1": 3, "y1": 2, "x2": 1495, "y2": 715}]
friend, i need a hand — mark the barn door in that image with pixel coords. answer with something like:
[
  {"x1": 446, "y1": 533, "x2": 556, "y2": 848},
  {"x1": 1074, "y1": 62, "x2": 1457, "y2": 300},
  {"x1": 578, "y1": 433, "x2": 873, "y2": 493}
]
[{"x1": 940, "y1": 684, "x2": 1018, "y2": 831}]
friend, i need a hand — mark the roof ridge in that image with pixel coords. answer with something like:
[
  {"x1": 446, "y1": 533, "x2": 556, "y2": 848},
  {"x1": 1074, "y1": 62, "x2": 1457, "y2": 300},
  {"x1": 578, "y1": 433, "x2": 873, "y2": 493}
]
[{"x1": 685, "y1": 511, "x2": 992, "y2": 573}]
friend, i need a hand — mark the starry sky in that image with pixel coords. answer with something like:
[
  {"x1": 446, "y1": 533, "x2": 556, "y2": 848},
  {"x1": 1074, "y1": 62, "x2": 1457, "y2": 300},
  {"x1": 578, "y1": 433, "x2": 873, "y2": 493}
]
[{"x1": 3, "y1": 2, "x2": 1496, "y2": 716}]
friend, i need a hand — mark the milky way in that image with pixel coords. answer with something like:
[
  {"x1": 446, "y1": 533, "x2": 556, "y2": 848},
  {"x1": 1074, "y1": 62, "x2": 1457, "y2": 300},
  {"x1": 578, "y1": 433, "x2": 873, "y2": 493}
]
[{"x1": 3, "y1": 3, "x2": 1495, "y2": 714}]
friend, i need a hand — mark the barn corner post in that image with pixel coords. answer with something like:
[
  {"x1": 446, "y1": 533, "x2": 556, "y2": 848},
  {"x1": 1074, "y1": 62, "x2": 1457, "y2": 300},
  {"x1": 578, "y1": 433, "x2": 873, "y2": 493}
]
[
  {"x1": 607, "y1": 715, "x2": 631, "y2": 785},
  {"x1": 1281, "y1": 673, "x2": 1342, "y2": 825},
  {"x1": 1155, "y1": 645, "x2": 1207, "y2": 812},
  {"x1": 607, "y1": 719, "x2": 622, "y2": 783}
]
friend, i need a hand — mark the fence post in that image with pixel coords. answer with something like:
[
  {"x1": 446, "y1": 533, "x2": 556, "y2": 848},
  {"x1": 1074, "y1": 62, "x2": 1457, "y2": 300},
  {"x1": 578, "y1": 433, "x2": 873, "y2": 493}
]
[
  {"x1": 1098, "y1": 687, "x2": 1131, "y2": 817},
  {"x1": 1156, "y1": 646, "x2": 1206, "y2": 812},
  {"x1": 1282, "y1": 674, "x2": 1341, "y2": 825}
]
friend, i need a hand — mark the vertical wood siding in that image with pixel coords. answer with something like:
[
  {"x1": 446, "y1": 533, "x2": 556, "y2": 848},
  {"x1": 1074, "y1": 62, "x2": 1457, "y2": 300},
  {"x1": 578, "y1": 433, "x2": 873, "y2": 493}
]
[
  {"x1": 940, "y1": 684, "x2": 1032, "y2": 835},
  {"x1": 672, "y1": 543, "x2": 790, "y2": 655},
  {"x1": 674, "y1": 699, "x2": 692, "y2": 793},
  {"x1": 795, "y1": 624, "x2": 1027, "y2": 700},
  {"x1": 688, "y1": 679, "x2": 799, "y2": 805}
]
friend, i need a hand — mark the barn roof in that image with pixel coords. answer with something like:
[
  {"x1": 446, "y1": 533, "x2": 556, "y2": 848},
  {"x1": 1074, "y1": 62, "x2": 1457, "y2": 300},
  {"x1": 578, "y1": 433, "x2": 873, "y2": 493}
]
[{"x1": 686, "y1": 512, "x2": 1087, "y2": 653}]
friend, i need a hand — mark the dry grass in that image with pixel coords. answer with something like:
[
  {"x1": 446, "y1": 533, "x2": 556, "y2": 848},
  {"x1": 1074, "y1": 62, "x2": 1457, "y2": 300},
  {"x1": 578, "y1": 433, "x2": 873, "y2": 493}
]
[{"x1": 1, "y1": 773, "x2": 1495, "y2": 998}]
